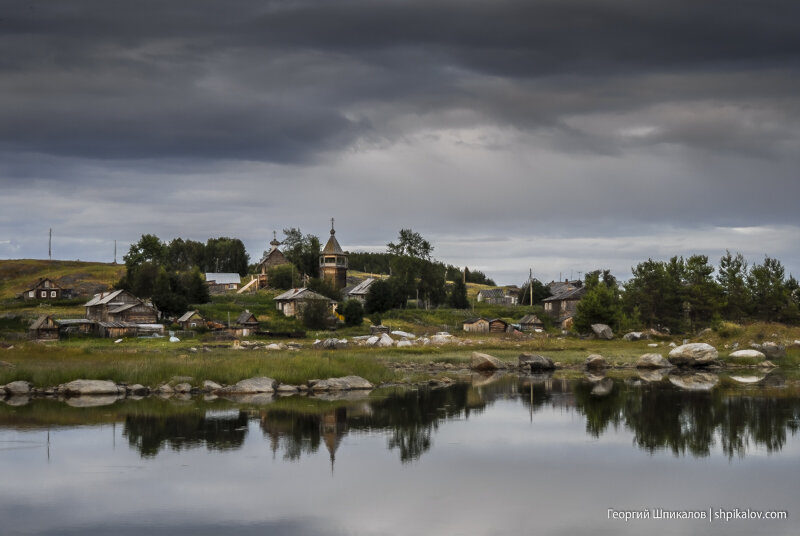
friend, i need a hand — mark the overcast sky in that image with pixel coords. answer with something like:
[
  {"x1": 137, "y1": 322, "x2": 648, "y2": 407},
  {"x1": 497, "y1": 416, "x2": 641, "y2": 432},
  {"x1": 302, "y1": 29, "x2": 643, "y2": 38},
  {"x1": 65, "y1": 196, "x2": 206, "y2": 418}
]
[{"x1": 1, "y1": 0, "x2": 798, "y2": 285}]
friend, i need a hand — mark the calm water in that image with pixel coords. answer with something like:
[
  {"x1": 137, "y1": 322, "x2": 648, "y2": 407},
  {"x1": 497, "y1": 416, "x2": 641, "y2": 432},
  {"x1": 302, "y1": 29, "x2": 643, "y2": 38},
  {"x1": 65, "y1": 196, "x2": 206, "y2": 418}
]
[{"x1": 1, "y1": 372, "x2": 798, "y2": 536}]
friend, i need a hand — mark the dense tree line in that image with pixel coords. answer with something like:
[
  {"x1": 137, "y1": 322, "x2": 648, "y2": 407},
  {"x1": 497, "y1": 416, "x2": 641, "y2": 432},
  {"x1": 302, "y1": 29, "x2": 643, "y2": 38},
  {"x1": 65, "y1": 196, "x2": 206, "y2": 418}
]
[
  {"x1": 364, "y1": 230, "x2": 471, "y2": 314},
  {"x1": 117, "y1": 234, "x2": 249, "y2": 315},
  {"x1": 573, "y1": 252, "x2": 799, "y2": 334}
]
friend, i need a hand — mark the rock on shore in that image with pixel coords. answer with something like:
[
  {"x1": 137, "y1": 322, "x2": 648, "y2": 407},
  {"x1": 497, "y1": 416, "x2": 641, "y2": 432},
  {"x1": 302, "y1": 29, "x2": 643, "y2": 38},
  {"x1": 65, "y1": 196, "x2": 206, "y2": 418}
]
[
  {"x1": 62, "y1": 380, "x2": 122, "y2": 396},
  {"x1": 668, "y1": 343, "x2": 718, "y2": 366}
]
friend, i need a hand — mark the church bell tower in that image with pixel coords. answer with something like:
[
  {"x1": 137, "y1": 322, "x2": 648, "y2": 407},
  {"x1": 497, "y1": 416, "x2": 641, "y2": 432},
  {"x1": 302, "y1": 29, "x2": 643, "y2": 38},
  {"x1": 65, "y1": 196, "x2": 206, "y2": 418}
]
[{"x1": 320, "y1": 218, "x2": 348, "y2": 290}]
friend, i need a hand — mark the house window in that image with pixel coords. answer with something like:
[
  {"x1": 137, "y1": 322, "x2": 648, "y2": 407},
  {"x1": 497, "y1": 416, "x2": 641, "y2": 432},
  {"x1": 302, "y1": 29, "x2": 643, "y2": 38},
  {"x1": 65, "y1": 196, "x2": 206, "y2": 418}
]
[
  {"x1": 190, "y1": 322, "x2": 197, "y2": 328},
  {"x1": 41, "y1": 291, "x2": 47, "y2": 298},
  {"x1": 29, "y1": 291, "x2": 35, "y2": 298},
  {"x1": 51, "y1": 291, "x2": 57, "y2": 297}
]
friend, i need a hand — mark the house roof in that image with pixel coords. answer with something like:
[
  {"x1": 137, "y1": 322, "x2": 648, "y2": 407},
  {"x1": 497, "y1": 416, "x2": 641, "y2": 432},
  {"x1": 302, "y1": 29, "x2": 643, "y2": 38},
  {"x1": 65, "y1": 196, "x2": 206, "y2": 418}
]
[
  {"x1": 347, "y1": 278, "x2": 375, "y2": 296},
  {"x1": 177, "y1": 310, "x2": 201, "y2": 323},
  {"x1": 543, "y1": 286, "x2": 586, "y2": 302},
  {"x1": 274, "y1": 288, "x2": 331, "y2": 302},
  {"x1": 30, "y1": 315, "x2": 56, "y2": 330},
  {"x1": 84, "y1": 289, "x2": 125, "y2": 307},
  {"x1": 26, "y1": 278, "x2": 64, "y2": 292},
  {"x1": 519, "y1": 314, "x2": 543, "y2": 324},
  {"x1": 488, "y1": 318, "x2": 508, "y2": 325},
  {"x1": 237, "y1": 310, "x2": 258, "y2": 324},
  {"x1": 259, "y1": 247, "x2": 288, "y2": 265},
  {"x1": 463, "y1": 317, "x2": 488, "y2": 325},
  {"x1": 56, "y1": 319, "x2": 95, "y2": 325},
  {"x1": 98, "y1": 321, "x2": 139, "y2": 328},
  {"x1": 478, "y1": 288, "x2": 509, "y2": 299},
  {"x1": 205, "y1": 273, "x2": 241, "y2": 285},
  {"x1": 109, "y1": 303, "x2": 138, "y2": 315}
]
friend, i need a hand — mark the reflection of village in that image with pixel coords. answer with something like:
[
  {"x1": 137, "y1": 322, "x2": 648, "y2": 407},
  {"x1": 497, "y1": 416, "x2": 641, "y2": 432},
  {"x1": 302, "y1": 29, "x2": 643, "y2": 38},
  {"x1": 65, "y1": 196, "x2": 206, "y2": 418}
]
[{"x1": 108, "y1": 374, "x2": 800, "y2": 464}]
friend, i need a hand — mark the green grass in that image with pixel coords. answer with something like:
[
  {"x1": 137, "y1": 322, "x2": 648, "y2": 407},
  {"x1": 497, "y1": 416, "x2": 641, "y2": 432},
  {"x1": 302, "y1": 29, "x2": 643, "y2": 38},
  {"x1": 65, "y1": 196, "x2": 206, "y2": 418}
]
[
  {"x1": 0, "y1": 259, "x2": 125, "y2": 300},
  {"x1": 0, "y1": 343, "x2": 395, "y2": 388}
]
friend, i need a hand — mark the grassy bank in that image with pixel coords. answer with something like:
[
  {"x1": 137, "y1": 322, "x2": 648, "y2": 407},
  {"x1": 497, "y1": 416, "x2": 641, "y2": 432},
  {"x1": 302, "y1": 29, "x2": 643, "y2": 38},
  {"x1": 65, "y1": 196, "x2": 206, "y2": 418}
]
[{"x1": 1, "y1": 321, "x2": 798, "y2": 389}]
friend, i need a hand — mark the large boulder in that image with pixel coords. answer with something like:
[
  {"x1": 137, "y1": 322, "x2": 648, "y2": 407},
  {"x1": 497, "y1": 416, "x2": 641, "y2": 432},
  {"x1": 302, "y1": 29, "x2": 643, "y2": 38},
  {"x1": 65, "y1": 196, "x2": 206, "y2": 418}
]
[
  {"x1": 376, "y1": 333, "x2": 394, "y2": 347},
  {"x1": 310, "y1": 376, "x2": 373, "y2": 391},
  {"x1": 760, "y1": 342, "x2": 786, "y2": 359},
  {"x1": 396, "y1": 340, "x2": 413, "y2": 348},
  {"x1": 518, "y1": 353, "x2": 555, "y2": 372},
  {"x1": 173, "y1": 382, "x2": 192, "y2": 393},
  {"x1": 636, "y1": 353, "x2": 672, "y2": 369},
  {"x1": 623, "y1": 332, "x2": 645, "y2": 341},
  {"x1": 62, "y1": 380, "x2": 121, "y2": 396},
  {"x1": 591, "y1": 324, "x2": 614, "y2": 340},
  {"x1": 471, "y1": 352, "x2": 503, "y2": 371},
  {"x1": 430, "y1": 333, "x2": 455, "y2": 345},
  {"x1": 728, "y1": 349, "x2": 766, "y2": 361},
  {"x1": 391, "y1": 330, "x2": 416, "y2": 339},
  {"x1": 365, "y1": 336, "x2": 380, "y2": 347},
  {"x1": 668, "y1": 343, "x2": 718, "y2": 366},
  {"x1": 218, "y1": 377, "x2": 277, "y2": 394},
  {"x1": 4, "y1": 380, "x2": 31, "y2": 396},
  {"x1": 584, "y1": 354, "x2": 608, "y2": 370},
  {"x1": 669, "y1": 373, "x2": 719, "y2": 391}
]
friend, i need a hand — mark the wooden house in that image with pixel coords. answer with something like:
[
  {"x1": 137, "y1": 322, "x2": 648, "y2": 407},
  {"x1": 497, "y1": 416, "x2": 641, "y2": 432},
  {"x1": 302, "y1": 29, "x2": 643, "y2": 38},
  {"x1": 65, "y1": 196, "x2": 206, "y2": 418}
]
[
  {"x1": 320, "y1": 220, "x2": 348, "y2": 291},
  {"x1": 543, "y1": 286, "x2": 586, "y2": 329},
  {"x1": 274, "y1": 288, "x2": 332, "y2": 318},
  {"x1": 177, "y1": 310, "x2": 206, "y2": 330},
  {"x1": 346, "y1": 278, "x2": 375, "y2": 304},
  {"x1": 29, "y1": 315, "x2": 60, "y2": 340},
  {"x1": 205, "y1": 273, "x2": 241, "y2": 294},
  {"x1": 519, "y1": 314, "x2": 544, "y2": 331},
  {"x1": 22, "y1": 278, "x2": 71, "y2": 300},
  {"x1": 84, "y1": 289, "x2": 158, "y2": 324},
  {"x1": 476, "y1": 288, "x2": 518, "y2": 306},
  {"x1": 463, "y1": 318, "x2": 490, "y2": 333},
  {"x1": 257, "y1": 232, "x2": 291, "y2": 288}
]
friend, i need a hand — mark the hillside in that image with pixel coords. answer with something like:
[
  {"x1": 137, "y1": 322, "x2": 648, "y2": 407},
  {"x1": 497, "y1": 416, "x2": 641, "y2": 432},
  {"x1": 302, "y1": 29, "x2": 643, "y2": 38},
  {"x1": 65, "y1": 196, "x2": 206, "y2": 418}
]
[{"x1": 0, "y1": 259, "x2": 125, "y2": 300}]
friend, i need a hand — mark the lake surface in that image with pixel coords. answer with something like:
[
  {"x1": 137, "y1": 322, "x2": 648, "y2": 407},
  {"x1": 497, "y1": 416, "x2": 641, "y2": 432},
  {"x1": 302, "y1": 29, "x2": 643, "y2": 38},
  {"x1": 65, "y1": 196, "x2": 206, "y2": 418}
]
[{"x1": 1, "y1": 372, "x2": 798, "y2": 535}]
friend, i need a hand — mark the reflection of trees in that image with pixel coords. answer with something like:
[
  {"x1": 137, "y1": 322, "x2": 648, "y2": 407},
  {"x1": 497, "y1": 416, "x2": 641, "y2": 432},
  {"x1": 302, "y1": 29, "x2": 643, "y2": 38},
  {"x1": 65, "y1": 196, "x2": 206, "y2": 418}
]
[
  {"x1": 118, "y1": 375, "x2": 800, "y2": 461},
  {"x1": 619, "y1": 383, "x2": 800, "y2": 458},
  {"x1": 123, "y1": 411, "x2": 248, "y2": 457},
  {"x1": 350, "y1": 383, "x2": 474, "y2": 463},
  {"x1": 572, "y1": 380, "x2": 627, "y2": 437}
]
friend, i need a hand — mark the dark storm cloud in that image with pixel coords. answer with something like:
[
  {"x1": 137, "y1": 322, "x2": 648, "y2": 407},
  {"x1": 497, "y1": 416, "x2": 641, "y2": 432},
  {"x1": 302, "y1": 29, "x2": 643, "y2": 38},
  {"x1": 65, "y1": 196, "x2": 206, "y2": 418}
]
[{"x1": 1, "y1": 0, "x2": 799, "y2": 162}]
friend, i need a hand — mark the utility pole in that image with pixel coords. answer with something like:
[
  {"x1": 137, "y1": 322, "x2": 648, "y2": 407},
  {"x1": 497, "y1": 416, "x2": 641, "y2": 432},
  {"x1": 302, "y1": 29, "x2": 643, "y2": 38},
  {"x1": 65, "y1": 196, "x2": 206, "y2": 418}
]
[
  {"x1": 48, "y1": 228, "x2": 52, "y2": 261},
  {"x1": 529, "y1": 268, "x2": 533, "y2": 306},
  {"x1": 113, "y1": 240, "x2": 117, "y2": 264}
]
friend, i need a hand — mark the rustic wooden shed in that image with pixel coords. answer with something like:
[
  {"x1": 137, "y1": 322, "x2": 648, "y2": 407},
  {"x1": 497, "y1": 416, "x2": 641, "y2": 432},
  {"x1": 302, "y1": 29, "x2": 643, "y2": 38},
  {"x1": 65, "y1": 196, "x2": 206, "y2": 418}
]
[
  {"x1": 488, "y1": 318, "x2": 509, "y2": 333},
  {"x1": 177, "y1": 310, "x2": 206, "y2": 330},
  {"x1": 519, "y1": 314, "x2": 544, "y2": 331},
  {"x1": 29, "y1": 315, "x2": 59, "y2": 340},
  {"x1": 462, "y1": 318, "x2": 490, "y2": 333}
]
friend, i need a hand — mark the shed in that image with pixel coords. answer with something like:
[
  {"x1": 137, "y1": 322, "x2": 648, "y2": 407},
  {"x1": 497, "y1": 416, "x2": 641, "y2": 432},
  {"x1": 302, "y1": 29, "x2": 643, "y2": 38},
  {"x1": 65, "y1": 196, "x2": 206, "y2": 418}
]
[
  {"x1": 488, "y1": 318, "x2": 509, "y2": 333},
  {"x1": 236, "y1": 310, "x2": 259, "y2": 328},
  {"x1": 476, "y1": 288, "x2": 518, "y2": 306},
  {"x1": 97, "y1": 321, "x2": 138, "y2": 339},
  {"x1": 177, "y1": 310, "x2": 206, "y2": 330},
  {"x1": 56, "y1": 318, "x2": 96, "y2": 336},
  {"x1": 29, "y1": 315, "x2": 59, "y2": 340},
  {"x1": 462, "y1": 318, "x2": 490, "y2": 333},
  {"x1": 519, "y1": 314, "x2": 544, "y2": 331}
]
